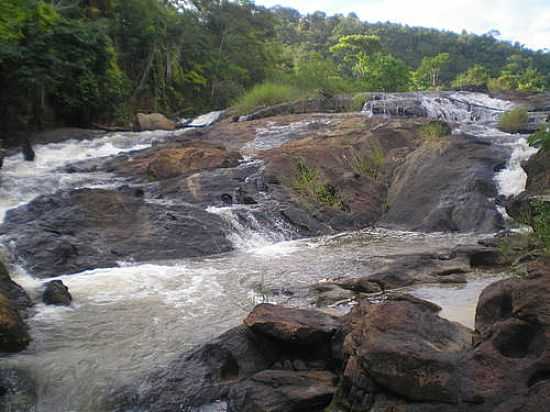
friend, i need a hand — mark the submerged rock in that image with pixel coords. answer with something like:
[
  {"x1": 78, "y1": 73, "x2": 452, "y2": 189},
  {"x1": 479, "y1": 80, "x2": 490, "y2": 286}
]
[
  {"x1": 0, "y1": 367, "x2": 36, "y2": 412},
  {"x1": 43, "y1": 280, "x2": 72, "y2": 306},
  {"x1": 0, "y1": 188, "x2": 233, "y2": 278}
]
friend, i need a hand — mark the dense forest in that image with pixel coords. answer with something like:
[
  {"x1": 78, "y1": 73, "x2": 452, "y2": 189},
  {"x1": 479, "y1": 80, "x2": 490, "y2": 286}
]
[{"x1": 1, "y1": 0, "x2": 549, "y2": 138}]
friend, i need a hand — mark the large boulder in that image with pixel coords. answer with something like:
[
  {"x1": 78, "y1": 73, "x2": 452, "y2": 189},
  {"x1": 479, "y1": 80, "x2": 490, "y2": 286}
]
[
  {"x1": 135, "y1": 113, "x2": 175, "y2": 131},
  {"x1": 110, "y1": 305, "x2": 342, "y2": 412},
  {"x1": 0, "y1": 188, "x2": 233, "y2": 278},
  {"x1": 382, "y1": 136, "x2": 507, "y2": 233}
]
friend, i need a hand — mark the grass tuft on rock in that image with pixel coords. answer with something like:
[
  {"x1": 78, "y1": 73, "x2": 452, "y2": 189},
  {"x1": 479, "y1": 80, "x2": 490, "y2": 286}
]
[
  {"x1": 349, "y1": 144, "x2": 385, "y2": 180},
  {"x1": 498, "y1": 108, "x2": 529, "y2": 133},
  {"x1": 418, "y1": 120, "x2": 451, "y2": 148},
  {"x1": 293, "y1": 159, "x2": 343, "y2": 209}
]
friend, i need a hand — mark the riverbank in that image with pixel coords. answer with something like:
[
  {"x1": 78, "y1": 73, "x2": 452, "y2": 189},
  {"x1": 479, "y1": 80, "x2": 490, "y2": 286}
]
[{"x1": 0, "y1": 91, "x2": 548, "y2": 411}]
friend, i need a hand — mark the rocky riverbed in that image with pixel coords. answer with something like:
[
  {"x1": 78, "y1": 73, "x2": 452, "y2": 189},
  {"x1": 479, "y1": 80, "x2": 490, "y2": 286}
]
[{"x1": 0, "y1": 91, "x2": 548, "y2": 411}]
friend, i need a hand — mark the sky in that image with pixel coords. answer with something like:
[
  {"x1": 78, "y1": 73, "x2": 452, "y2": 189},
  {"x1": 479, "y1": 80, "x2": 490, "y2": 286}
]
[{"x1": 254, "y1": 0, "x2": 550, "y2": 51}]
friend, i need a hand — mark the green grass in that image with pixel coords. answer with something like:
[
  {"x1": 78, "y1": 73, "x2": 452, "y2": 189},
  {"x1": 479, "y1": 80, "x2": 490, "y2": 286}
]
[
  {"x1": 531, "y1": 201, "x2": 550, "y2": 254},
  {"x1": 418, "y1": 121, "x2": 451, "y2": 145},
  {"x1": 293, "y1": 159, "x2": 343, "y2": 209},
  {"x1": 498, "y1": 108, "x2": 529, "y2": 133},
  {"x1": 349, "y1": 144, "x2": 385, "y2": 180},
  {"x1": 232, "y1": 82, "x2": 302, "y2": 115},
  {"x1": 528, "y1": 124, "x2": 550, "y2": 151}
]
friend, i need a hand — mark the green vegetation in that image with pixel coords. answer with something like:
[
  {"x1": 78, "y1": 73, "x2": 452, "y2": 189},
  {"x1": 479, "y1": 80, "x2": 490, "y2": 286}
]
[
  {"x1": 498, "y1": 108, "x2": 529, "y2": 133},
  {"x1": 530, "y1": 201, "x2": 550, "y2": 254},
  {"x1": 2, "y1": 2, "x2": 550, "y2": 142},
  {"x1": 452, "y1": 65, "x2": 490, "y2": 90},
  {"x1": 419, "y1": 121, "x2": 452, "y2": 145},
  {"x1": 232, "y1": 83, "x2": 302, "y2": 115},
  {"x1": 293, "y1": 159, "x2": 343, "y2": 209},
  {"x1": 349, "y1": 144, "x2": 385, "y2": 180},
  {"x1": 528, "y1": 125, "x2": 550, "y2": 151}
]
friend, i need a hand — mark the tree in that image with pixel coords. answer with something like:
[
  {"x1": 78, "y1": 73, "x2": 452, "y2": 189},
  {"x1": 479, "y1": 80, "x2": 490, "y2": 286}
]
[
  {"x1": 413, "y1": 53, "x2": 450, "y2": 89},
  {"x1": 452, "y1": 64, "x2": 490, "y2": 89},
  {"x1": 354, "y1": 53, "x2": 411, "y2": 91},
  {"x1": 330, "y1": 34, "x2": 382, "y2": 77}
]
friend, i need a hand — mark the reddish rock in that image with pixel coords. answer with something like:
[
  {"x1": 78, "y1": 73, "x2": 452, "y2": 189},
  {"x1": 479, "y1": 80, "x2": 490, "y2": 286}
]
[
  {"x1": 135, "y1": 113, "x2": 175, "y2": 131},
  {"x1": 244, "y1": 303, "x2": 341, "y2": 345}
]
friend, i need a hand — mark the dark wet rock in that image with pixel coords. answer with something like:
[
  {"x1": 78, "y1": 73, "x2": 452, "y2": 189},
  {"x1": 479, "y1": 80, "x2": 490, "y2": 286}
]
[
  {"x1": 111, "y1": 304, "x2": 343, "y2": 412},
  {"x1": 0, "y1": 188, "x2": 232, "y2": 278},
  {"x1": 244, "y1": 303, "x2": 341, "y2": 346},
  {"x1": 228, "y1": 370, "x2": 337, "y2": 412},
  {"x1": 312, "y1": 283, "x2": 358, "y2": 307},
  {"x1": 0, "y1": 292, "x2": 30, "y2": 353},
  {"x1": 21, "y1": 137, "x2": 35, "y2": 161},
  {"x1": 109, "y1": 325, "x2": 281, "y2": 411},
  {"x1": 0, "y1": 367, "x2": 37, "y2": 412},
  {"x1": 43, "y1": 280, "x2": 72, "y2": 306},
  {"x1": 382, "y1": 135, "x2": 507, "y2": 233}
]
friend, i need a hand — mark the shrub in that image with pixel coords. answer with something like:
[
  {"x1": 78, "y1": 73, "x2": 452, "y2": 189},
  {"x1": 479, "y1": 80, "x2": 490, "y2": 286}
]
[
  {"x1": 531, "y1": 201, "x2": 550, "y2": 254},
  {"x1": 350, "y1": 144, "x2": 385, "y2": 180},
  {"x1": 528, "y1": 124, "x2": 550, "y2": 151},
  {"x1": 293, "y1": 159, "x2": 343, "y2": 209},
  {"x1": 499, "y1": 108, "x2": 529, "y2": 133},
  {"x1": 418, "y1": 121, "x2": 451, "y2": 145},
  {"x1": 232, "y1": 82, "x2": 301, "y2": 115}
]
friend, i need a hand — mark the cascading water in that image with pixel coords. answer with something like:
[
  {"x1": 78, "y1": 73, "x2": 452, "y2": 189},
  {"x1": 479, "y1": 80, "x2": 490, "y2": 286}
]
[
  {"x1": 363, "y1": 91, "x2": 540, "y2": 200},
  {"x1": 0, "y1": 93, "x2": 537, "y2": 411}
]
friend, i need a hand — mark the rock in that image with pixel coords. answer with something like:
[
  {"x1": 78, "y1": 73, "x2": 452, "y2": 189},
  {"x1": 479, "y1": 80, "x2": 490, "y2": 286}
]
[
  {"x1": 243, "y1": 303, "x2": 341, "y2": 346},
  {"x1": 188, "y1": 111, "x2": 225, "y2": 128},
  {"x1": 344, "y1": 299, "x2": 471, "y2": 404},
  {"x1": 115, "y1": 143, "x2": 242, "y2": 181},
  {"x1": 524, "y1": 149, "x2": 550, "y2": 195},
  {"x1": 0, "y1": 260, "x2": 32, "y2": 312},
  {"x1": 228, "y1": 370, "x2": 337, "y2": 412},
  {"x1": 383, "y1": 136, "x2": 507, "y2": 233},
  {"x1": 0, "y1": 146, "x2": 5, "y2": 169},
  {"x1": 0, "y1": 188, "x2": 232, "y2": 277},
  {"x1": 43, "y1": 280, "x2": 72, "y2": 306},
  {"x1": 0, "y1": 367, "x2": 36, "y2": 412},
  {"x1": 109, "y1": 325, "x2": 281, "y2": 411},
  {"x1": 0, "y1": 292, "x2": 30, "y2": 353},
  {"x1": 135, "y1": 113, "x2": 176, "y2": 131},
  {"x1": 21, "y1": 137, "x2": 35, "y2": 161}
]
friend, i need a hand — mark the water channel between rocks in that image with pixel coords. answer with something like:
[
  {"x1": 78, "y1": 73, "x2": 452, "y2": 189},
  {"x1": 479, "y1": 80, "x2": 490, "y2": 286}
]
[{"x1": 0, "y1": 91, "x2": 537, "y2": 411}]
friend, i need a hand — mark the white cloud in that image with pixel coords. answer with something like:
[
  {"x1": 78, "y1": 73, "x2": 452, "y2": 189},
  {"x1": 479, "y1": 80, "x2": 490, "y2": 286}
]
[{"x1": 255, "y1": 0, "x2": 550, "y2": 50}]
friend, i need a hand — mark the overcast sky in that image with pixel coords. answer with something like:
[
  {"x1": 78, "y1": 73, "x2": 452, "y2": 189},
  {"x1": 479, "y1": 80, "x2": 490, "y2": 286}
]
[{"x1": 255, "y1": 0, "x2": 550, "y2": 51}]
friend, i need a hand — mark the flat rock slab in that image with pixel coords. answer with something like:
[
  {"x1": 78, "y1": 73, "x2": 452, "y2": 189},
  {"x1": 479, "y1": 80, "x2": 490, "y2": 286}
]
[
  {"x1": 189, "y1": 111, "x2": 225, "y2": 128},
  {"x1": 0, "y1": 188, "x2": 233, "y2": 278},
  {"x1": 244, "y1": 303, "x2": 341, "y2": 345}
]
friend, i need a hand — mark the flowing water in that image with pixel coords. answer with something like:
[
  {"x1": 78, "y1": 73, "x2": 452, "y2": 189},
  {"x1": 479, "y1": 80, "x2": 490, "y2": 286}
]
[{"x1": 0, "y1": 92, "x2": 538, "y2": 411}]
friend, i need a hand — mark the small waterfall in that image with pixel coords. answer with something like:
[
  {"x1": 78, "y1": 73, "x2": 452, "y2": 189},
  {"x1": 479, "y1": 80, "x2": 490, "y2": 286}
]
[{"x1": 206, "y1": 205, "x2": 296, "y2": 250}]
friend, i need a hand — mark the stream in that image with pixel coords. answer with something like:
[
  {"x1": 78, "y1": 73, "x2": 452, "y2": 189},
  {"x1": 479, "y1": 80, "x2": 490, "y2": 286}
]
[{"x1": 0, "y1": 92, "x2": 538, "y2": 411}]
